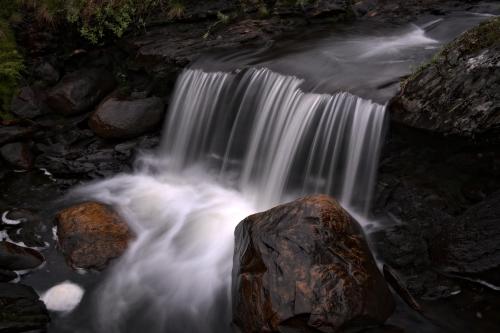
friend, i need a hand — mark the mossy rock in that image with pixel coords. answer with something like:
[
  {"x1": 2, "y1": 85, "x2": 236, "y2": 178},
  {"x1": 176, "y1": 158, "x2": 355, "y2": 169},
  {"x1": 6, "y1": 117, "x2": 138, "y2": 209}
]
[
  {"x1": 391, "y1": 17, "x2": 500, "y2": 140},
  {"x1": 405, "y1": 17, "x2": 500, "y2": 86}
]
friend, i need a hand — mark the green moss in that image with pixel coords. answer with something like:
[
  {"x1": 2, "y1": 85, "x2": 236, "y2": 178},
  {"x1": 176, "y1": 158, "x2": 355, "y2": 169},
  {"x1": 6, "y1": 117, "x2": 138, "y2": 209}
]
[{"x1": 0, "y1": 19, "x2": 24, "y2": 120}]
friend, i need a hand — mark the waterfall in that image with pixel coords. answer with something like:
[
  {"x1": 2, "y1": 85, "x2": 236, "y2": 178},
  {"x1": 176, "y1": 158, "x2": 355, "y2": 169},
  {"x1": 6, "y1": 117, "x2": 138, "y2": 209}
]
[
  {"x1": 163, "y1": 68, "x2": 386, "y2": 212},
  {"x1": 71, "y1": 67, "x2": 386, "y2": 333}
]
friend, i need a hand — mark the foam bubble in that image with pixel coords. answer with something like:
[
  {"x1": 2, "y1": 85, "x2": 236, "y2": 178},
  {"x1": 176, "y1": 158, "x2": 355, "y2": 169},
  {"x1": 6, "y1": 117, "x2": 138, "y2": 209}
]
[{"x1": 41, "y1": 281, "x2": 85, "y2": 313}]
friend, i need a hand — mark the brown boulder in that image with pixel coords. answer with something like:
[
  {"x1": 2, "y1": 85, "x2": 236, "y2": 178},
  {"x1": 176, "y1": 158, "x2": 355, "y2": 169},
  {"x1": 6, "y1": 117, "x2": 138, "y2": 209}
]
[
  {"x1": 89, "y1": 97, "x2": 165, "y2": 139},
  {"x1": 56, "y1": 202, "x2": 133, "y2": 270},
  {"x1": 232, "y1": 195, "x2": 394, "y2": 333}
]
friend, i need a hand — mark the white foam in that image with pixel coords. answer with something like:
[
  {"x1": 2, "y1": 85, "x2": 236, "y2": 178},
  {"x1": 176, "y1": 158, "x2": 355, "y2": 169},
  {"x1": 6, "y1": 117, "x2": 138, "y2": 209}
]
[
  {"x1": 71, "y1": 165, "x2": 255, "y2": 332},
  {"x1": 358, "y1": 26, "x2": 438, "y2": 59},
  {"x1": 2, "y1": 211, "x2": 22, "y2": 225},
  {"x1": 41, "y1": 281, "x2": 85, "y2": 313}
]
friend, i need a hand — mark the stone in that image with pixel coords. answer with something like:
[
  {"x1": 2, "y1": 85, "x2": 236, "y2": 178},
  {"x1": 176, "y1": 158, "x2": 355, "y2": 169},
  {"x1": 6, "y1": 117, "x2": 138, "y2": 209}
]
[
  {"x1": 390, "y1": 18, "x2": 500, "y2": 140},
  {"x1": 34, "y1": 61, "x2": 60, "y2": 85},
  {"x1": 0, "y1": 126, "x2": 35, "y2": 146},
  {"x1": 0, "y1": 269, "x2": 16, "y2": 282},
  {"x1": 3, "y1": 209, "x2": 48, "y2": 248},
  {"x1": 46, "y1": 68, "x2": 116, "y2": 115},
  {"x1": 0, "y1": 241, "x2": 44, "y2": 271},
  {"x1": 232, "y1": 195, "x2": 394, "y2": 333},
  {"x1": 10, "y1": 86, "x2": 47, "y2": 119},
  {"x1": 432, "y1": 191, "x2": 500, "y2": 286},
  {"x1": 56, "y1": 202, "x2": 133, "y2": 270},
  {"x1": 0, "y1": 283, "x2": 50, "y2": 332},
  {"x1": 89, "y1": 97, "x2": 165, "y2": 139},
  {"x1": 1, "y1": 208, "x2": 38, "y2": 226},
  {"x1": 0, "y1": 142, "x2": 34, "y2": 170},
  {"x1": 274, "y1": 0, "x2": 350, "y2": 17}
]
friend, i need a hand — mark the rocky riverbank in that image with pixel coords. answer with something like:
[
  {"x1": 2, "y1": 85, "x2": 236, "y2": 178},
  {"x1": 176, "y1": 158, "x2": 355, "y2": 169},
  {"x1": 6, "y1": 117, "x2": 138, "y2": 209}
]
[{"x1": 371, "y1": 14, "x2": 500, "y2": 332}]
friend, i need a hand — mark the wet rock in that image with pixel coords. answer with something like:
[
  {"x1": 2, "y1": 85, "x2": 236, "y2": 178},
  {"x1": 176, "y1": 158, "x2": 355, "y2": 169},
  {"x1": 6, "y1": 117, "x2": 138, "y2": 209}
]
[
  {"x1": 1, "y1": 209, "x2": 38, "y2": 226},
  {"x1": 390, "y1": 18, "x2": 500, "y2": 140},
  {"x1": 433, "y1": 191, "x2": 500, "y2": 286},
  {"x1": 0, "y1": 283, "x2": 50, "y2": 332},
  {"x1": 56, "y1": 202, "x2": 133, "y2": 270},
  {"x1": 0, "y1": 126, "x2": 35, "y2": 146},
  {"x1": 372, "y1": 124, "x2": 500, "y2": 300},
  {"x1": 10, "y1": 87, "x2": 47, "y2": 119},
  {"x1": 0, "y1": 241, "x2": 44, "y2": 271},
  {"x1": 7, "y1": 229, "x2": 46, "y2": 249},
  {"x1": 0, "y1": 269, "x2": 16, "y2": 282},
  {"x1": 3, "y1": 209, "x2": 48, "y2": 248},
  {"x1": 89, "y1": 97, "x2": 165, "y2": 139},
  {"x1": 181, "y1": 0, "x2": 238, "y2": 20},
  {"x1": 35, "y1": 130, "x2": 159, "y2": 178},
  {"x1": 34, "y1": 61, "x2": 60, "y2": 85},
  {"x1": 0, "y1": 142, "x2": 34, "y2": 170},
  {"x1": 383, "y1": 265, "x2": 422, "y2": 313},
  {"x1": 359, "y1": 325, "x2": 405, "y2": 333},
  {"x1": 274, "y1": 0, "x2": 351, "y2": 18},
  {"x1": 353, "y1": 0, "x2": 378, "y2": 16},
  {"x1": 125, "y1": 18, "x2": 310, "y2": 82},
  {"x1": 232, "y1": 195, "x2": 394, "y2": 333},
  {"x1": 46, "y1": 69, "x2": 116, "y2": 115}
]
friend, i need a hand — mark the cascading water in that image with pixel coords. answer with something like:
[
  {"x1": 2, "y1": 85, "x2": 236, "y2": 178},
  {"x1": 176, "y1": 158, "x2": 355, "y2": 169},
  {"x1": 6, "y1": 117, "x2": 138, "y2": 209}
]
[
  {"x1": 164, "y1": 68, "x2": 386, "y2": 211},
  {"x1": 70, "y1": 68, "x2": 386, "y2": 333}
]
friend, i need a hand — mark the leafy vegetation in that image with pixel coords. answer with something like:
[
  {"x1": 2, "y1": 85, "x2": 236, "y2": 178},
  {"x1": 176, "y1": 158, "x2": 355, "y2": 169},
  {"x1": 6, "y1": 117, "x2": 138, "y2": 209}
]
[
  {"x1": 2, "y1": 0, "x2": 186, "y2": 44},
  {"x1": 0, "y1": 5, "x2": 24, "y2": 120},
  {"x1": 203, "y1": 11, "x2": 232, "y2": 39}
]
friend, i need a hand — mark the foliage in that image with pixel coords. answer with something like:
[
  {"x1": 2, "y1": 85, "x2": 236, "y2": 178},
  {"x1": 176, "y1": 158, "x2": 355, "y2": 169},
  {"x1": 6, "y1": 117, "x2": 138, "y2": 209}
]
[
  {"x1": 0, "y1": 18, "x2": 24, "y2": 120},
  {"x1": 203, "y1": 11, "x2": 232, "y2": 40},
  {"x1": 9, "y1": 0, "x2": 186, "y2": 44}
]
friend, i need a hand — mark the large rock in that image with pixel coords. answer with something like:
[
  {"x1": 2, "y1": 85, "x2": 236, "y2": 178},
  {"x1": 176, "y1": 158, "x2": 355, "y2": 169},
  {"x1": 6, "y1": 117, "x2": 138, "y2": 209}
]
[
  {"x1": 0, "y1": 241, "x2": 44, "y2": 271},
  {"x1": 0, "y1": 283, "x2": 50, "y2": 332},
  {"x1": 390, "y1": 18, "x2": 500, "y2": 140},
  {"x1": 0, "y1": 126, "x2": 35, "y2": 146},
  {"x1": 0, "y1": 269, "x2": 16, "y2": 282},
  {"x1": 432, "y1": 191, "x2": 500, "y2": 286},
  {"x1": 0, "y1": 142, "x2": 34, "y2": 170},
  {"x1": 10, "y1": 86, "x2": 47, "y2": 119},
  {"x1": 56, "y1": 202, "x2": 133, "y2": 270},
  {"x1": 232, "y1": 195, "x2": 394, "y2": 333},
  {"x1": 33, "y1": 61, "x2": 60, "y2": 85},
  {"x1": 46, "y1": 69, "x2": 116, "y2": 115},
  {"x1": 89, "y1": 97, "x2": 165, "y2": 139}
]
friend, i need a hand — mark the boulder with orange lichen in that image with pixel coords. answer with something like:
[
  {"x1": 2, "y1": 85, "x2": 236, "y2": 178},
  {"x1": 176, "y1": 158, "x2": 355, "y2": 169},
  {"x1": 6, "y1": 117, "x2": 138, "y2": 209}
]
[
  {"x1": 56, "y1": 202, "x2": 133, "y2": 270},
  {"x1": 232, "y1": 195, "x2": 394, "y2": 333}
]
